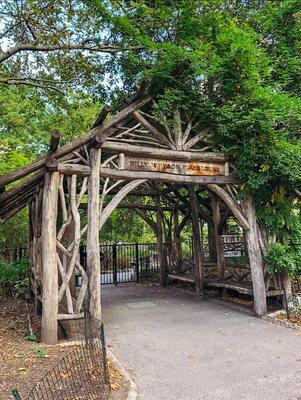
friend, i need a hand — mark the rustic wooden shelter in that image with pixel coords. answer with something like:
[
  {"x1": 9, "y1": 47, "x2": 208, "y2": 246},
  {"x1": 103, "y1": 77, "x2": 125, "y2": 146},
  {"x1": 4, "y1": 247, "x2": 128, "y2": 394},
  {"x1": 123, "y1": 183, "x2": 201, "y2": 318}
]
[{"x1": 0, "y1": 67, "x2": 282, "y2": 344}]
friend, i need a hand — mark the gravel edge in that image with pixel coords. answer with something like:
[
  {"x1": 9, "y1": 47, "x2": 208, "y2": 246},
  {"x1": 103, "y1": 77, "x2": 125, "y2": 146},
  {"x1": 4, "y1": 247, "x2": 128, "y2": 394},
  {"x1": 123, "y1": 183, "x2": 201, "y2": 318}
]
[
  {"x1": 262, "y1": 310, "x2": 301, "y2": 331},
  {"x1": 107, "y1": 349, "x2": 138, "y2": 400}
]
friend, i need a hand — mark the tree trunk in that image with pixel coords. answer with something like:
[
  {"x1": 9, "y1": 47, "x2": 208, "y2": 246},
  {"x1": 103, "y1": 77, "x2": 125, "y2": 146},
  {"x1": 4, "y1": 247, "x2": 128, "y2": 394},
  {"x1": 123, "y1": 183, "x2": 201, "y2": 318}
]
[
  {"x1": 87, "y1": 148, "x2": 102, "y2": 330},
  {"x1": 188, "y1": 186, "x2": 203, "y2": 299},
  {"x1": 65, "y1": 219, "x2": 76, "y2": 299},
  {"x1": 156, "y1": 202, "x2": 167, "y2": 287},
  {"x1": 173, "y1": 211, "x2": 183, "y2": 272},
  {"x1": 244, "y1": 193, "x2": 267, "y2": 316},
  {"x1": 211, "y1": 197, "x2": 225, "y2": 280},
  {"x1": 28, "y1": 202, "x2": 37, "y2": 312},
  {"x1": 281, "y1": 270, "x2": 292, "y2": 302},
  {"x1": 208, "y1": 223, "x2": 217, "y2": 262},
  {"x1": 41, "y1": 171, "x2": 59, "y2": 344}
]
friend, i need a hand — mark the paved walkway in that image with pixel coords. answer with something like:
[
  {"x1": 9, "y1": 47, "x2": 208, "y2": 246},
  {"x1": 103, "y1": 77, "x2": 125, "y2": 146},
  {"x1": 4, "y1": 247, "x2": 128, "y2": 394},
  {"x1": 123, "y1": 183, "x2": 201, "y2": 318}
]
[{"x1": 102, "y1": 284, "x2": 301, "y2": 400}]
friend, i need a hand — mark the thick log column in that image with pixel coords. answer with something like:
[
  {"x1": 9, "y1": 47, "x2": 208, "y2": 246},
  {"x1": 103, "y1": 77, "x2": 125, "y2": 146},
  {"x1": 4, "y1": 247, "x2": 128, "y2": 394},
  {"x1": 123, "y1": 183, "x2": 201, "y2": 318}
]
[
  {"x1": 208, "y1": 223, "x2": 217, "y2": 262},
  {"x1": 281, "y1": 270, "x2": 292, "y2": 309},
  {"x1": 211, "y1": 196, "x2": 225, "y2": 280},
  {"x1": 281, "y1": 271, "x2": 292, "y2": 296},
  {"x1": 188, "y1": 186, "x2": 204, "y2": 299},
  {"x1": 173, "y1": 211, "x2": 183, "y2": 272},
  {"x1": 155, "y1": 196, "x2": 167, "y2": 287},
  {"x1": 41, "y1": 171, "x2": 59, "y2": 344},
  {"x1": 28, "y1": 201, "x2": 36, "y2": 311},
  {"x1": 244, "y1": 193, "x2": 267, "y2": 316},
  {"x1": 87, "y1": 148, "x2": 102, "y2": 328}
]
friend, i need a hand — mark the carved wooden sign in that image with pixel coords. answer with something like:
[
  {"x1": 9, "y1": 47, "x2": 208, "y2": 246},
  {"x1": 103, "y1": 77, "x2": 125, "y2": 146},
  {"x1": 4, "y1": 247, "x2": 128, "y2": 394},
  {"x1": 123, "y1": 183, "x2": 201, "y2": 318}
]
[{"x1": 122, "y1": 155, "x2": 227, "y2": 176}]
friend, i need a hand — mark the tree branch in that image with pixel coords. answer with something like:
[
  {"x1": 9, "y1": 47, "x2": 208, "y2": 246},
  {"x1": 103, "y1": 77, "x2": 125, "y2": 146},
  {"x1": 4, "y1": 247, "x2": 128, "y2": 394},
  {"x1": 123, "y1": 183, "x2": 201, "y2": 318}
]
[
  {"x1": 184, "y1": 127, "x2": 211, "y2": 150},
  {"x1": 0, "y1": 77, "x2": 64, "y2": 93},
  {"x1": 0, "y1": 41, "x2": 143, "y2": 63}
]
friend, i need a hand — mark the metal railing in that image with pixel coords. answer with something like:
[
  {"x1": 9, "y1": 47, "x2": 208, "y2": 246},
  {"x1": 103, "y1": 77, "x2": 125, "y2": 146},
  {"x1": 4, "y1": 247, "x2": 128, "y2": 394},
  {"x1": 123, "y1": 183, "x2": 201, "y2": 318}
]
[
  {"x1": 11, "y1": 311, "x2": 110, "y2": 400},
  {"x1": 80, "y1": 243, "x2": 159, "y2": 285}
]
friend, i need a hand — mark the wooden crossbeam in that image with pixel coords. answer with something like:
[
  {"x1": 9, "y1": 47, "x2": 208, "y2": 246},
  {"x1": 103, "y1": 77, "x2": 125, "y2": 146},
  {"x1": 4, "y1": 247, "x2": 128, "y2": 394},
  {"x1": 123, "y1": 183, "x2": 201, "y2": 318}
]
[
  {"x1": 100, "y1": 168, "x2": 237, "y2": 185},
  {"x1": 101, "y1": 141, "x2": 228, "y2": 163}
]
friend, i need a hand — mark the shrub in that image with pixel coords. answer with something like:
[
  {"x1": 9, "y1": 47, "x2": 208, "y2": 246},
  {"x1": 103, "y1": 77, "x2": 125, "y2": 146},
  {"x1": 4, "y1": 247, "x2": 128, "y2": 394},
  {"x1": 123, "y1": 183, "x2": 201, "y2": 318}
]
[
  {"x1": 0, "y1": 257, "x2": 30, "y2": 298},
  {"x1": 264, "y1": 242, "x2": 300, "y2": 276}
]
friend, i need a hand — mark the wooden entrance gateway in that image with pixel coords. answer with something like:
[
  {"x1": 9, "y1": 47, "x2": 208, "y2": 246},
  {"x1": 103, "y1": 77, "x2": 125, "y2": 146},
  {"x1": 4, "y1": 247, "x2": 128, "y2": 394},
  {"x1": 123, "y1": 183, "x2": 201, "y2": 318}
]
[{"x1": 0, "y1": 67, "x2": 284, "y2": 344}]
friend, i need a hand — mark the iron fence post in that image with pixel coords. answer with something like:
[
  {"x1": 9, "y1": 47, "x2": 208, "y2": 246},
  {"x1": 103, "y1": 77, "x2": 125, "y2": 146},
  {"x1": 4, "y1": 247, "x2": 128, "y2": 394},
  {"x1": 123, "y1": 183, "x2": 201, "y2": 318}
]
[
  {"x1": 83, "y1": 304, "x2": 89, "y2": 345},
  {"x1": 99, "y1": 322, "x2": 110, "y2": 385},
  {"x1": 113, "y1": 243, "x2": 117, "y2": 285},
  {"x1": 11, "y1": 389, "x2": 21, "y2": 400},
  {"x1": 135, "y1": 243, "x2": 140, "y2": 283}
]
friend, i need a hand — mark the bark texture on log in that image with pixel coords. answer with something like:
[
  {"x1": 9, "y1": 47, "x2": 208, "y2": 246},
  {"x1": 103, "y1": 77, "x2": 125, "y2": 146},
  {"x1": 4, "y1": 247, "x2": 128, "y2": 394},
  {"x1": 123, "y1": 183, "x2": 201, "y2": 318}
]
[
  {"x1": 211, "y1": 197, "x2": 225, "y2": 280},
  {"x1": 155, "y1": 199, "x2": 167, "y2": 287},
  {"x1": 244, "y1": 193, "x2": 267, "y2": 316},
  {"x1": 99, "y1": 179, "x2": 147, "y2": 230},
  {"x1": 206, "y1": 184, "x2": 249, "y2": 230},
  {"x1": 57, "y1": 163, "x2": 91, "y2": 176},
  {"x1": 208, "y1": 223, "x2": 217, "y2": 262},
  {"x1": 100, "y1": 168, "x2": 236, "y2": 185},
  {"x1": 87, "y1": 148, "x2": 102, "y2": 329},
  {"x1": 188, "y1": 186, "x2": 204, "y2": 298},
  {"x1": 281, "y1": 271, "x2": 292, "y2": 296},
  {"x1": 173, "y1": 211, "x2": 183, "y2": 272},
  {"x1": 101, "y1": 141, "x2": 228, "y2": 162},
  {"x1": 41, "y1": 171, "x2": 59, "y2": 344}
]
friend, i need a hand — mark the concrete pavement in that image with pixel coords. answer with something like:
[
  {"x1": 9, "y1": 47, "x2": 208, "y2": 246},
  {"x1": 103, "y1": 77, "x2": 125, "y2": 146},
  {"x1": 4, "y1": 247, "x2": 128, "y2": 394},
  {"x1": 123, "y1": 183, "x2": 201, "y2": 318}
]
[{"x1": 102, "y1": 284, "x2": 301, "y2": 400}]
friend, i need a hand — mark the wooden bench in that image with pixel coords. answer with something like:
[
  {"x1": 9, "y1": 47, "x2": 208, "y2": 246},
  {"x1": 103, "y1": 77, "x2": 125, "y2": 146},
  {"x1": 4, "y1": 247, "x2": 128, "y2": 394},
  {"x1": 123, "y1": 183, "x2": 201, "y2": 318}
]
[{"x1": 167, "y1": 274, "x2": 283, "y2": 297}]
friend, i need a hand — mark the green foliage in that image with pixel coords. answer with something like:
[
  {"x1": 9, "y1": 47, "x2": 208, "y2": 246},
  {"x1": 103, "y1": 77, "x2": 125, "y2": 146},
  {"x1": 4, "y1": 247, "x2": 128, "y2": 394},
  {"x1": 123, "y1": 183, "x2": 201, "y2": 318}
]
[
  {"x1": 31, "y1": 345, "x2": 47, "y2": 358},
  {"x1": 101, "y1": 209, "x2": 155, "y2": 243},
  {"x1": 0, "y1": 0, "x2": 300, "y2": 276},
  {"x1": 0, "y1": 1, "x2": 110, "y2": 93},
  {"x1": 0, "y1": 257, "x2": 30, "y2": 298},
  {"x1": 0, "y1": 209, "x2": 28, "y2": 249},
  {"x1": 264, "y1": 243, "x2": 296, "y2": 275},
  {"x1": 261, "y1": 202, "x2": 301, "y2": 275},
  {"x1": 0, "y1": 86, "x2": 102, "y2": 170},
  {"x1": 27, "y1": 334, "x2": 37, "y2": 342},
  {"x1": 0, "y1": 87, "x2": 101, "y2": 250},
  {"x1": 96, "y1": 0, "x2": 301, "y2": 191}
]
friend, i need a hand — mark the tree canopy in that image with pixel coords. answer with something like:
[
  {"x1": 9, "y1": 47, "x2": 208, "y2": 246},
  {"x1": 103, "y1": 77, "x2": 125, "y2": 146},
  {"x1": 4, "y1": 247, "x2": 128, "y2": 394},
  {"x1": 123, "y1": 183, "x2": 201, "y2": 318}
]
[{"x1": 0, "y1": 0, "x2": 300, "y2": 273}]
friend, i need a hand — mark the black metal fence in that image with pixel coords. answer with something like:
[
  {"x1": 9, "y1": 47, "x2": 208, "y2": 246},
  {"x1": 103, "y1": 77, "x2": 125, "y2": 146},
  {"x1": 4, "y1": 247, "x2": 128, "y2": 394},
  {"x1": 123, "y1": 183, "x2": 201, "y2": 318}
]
[
  {"x1": 11, "y1": 312, "x2": 110, "y2": 400},
  {"x1": 222, "y1": 235, "x2": 246, "y2": 258},
  {"x1": 80, "y1": 243, "x2": 159, "y2": 285}
]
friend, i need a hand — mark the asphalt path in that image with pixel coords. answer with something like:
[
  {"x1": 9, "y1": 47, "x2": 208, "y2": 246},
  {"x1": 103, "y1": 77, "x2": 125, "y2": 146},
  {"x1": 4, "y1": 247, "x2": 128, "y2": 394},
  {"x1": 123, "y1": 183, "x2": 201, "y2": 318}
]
[{"x1": 102, "y1": 284, "x2": 301, "y2": 400}]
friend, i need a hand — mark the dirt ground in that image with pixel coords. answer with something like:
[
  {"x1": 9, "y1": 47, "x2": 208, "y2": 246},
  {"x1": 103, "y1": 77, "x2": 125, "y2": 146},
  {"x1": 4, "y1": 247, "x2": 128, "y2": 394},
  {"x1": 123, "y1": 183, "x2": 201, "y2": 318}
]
[{"x1": 0, "y1": 298, "x2": 128, "y2": 400}]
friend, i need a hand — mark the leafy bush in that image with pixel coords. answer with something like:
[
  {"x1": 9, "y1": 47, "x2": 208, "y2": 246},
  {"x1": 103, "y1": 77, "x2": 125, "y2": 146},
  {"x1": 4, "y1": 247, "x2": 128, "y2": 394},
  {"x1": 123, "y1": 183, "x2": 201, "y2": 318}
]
[
  {"x1": 264, "y1": 242, "x2": 300, "y2": 275},
  {"x1": 260, "y1": 202, "x2": 301, "y2": 276},
  {"x1": 0, "y1": 257, "x2": 30, "y2": 298}
]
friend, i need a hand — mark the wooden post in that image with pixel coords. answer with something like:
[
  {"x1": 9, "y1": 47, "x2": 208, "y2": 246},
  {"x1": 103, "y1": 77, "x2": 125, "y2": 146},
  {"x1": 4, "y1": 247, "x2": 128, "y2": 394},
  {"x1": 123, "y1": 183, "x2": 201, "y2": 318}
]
[
  {"x1": 207, "y1": 223, "x2": 217, "y2": 262},
  {"x1": 65, "y1": 219, "x2": 76, "y2": 299},
  {"x1": 173, "y1": 211, "x2": 183, "y2": 272},
  {"x1": 244, "y1": 193, "x2": 267, "y2": 316},
  {"x1": 188, "y1": 186, "x2": 203, "y2": 299},
  {"x1": 281, "y1": 271, "x2": 292, "y2": 296},
  {"x1": 281, "y1": 270, "x2": 292, "y2": 309},
  {"x1": 28, "y1": 201, "x2": 36, "y2": 307},
  {"x1": 156, "y1": 206, "x2": 167, "y2": 287},
  {"x1": 211, "y1": 196, "x2": 225, "y2": 280},
  {"x1": 87, "y1": 148, "x2": 102, "y2": 328},
  {"x1": 41, "y1": 171, "x2": 59, "y2": 344},
  {"x1": 33, "y1": 188, "x2": 43, "y2": 315},
  {"x1": 153, "y1": 193, "x2": 167, "y2": 286}
]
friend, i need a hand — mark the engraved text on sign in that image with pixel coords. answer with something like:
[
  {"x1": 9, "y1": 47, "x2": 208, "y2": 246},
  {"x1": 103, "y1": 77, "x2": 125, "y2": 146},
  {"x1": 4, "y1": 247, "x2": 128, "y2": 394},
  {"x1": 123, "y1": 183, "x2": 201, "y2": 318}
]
[{"x1": 123, "y1": 156, "x2": 226, "y2": 176}]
